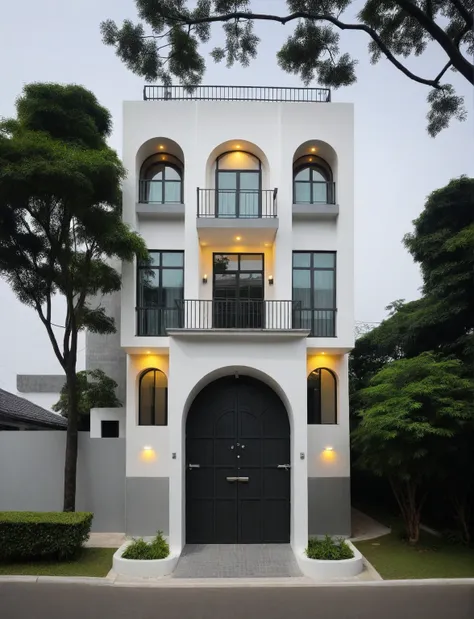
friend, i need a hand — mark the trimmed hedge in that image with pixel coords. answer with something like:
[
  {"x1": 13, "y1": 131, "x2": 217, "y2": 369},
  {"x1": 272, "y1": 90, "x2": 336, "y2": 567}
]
[{"x1": 0, "y1": 511, "x2": 93, "y2": 561}]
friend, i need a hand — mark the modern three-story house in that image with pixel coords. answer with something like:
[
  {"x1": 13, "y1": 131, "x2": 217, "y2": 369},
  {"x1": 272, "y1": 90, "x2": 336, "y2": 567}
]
[{"x1": 90, "y1": 85, "x2": 354, "y2": 556}]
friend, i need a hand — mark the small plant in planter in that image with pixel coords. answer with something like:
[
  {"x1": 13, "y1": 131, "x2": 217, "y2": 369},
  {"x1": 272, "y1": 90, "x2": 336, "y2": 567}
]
[
  {"x1": 306, "y1": 535, "x2": 354, "y2": 560},
  {"x1": 122, "y1": 531, "x2": 169, "y2": 560}
]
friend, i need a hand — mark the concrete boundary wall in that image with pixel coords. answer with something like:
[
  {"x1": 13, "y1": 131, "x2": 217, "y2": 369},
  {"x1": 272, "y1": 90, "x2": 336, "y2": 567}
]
[{"x1": 0, "y1": 432, "x2": 126, "y2": 532}]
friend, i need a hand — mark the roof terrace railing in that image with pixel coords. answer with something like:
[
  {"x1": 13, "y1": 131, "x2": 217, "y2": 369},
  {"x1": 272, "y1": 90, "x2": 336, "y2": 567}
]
[{"x1": 143, "y1": 85, "x2": 331, "y2": 103}]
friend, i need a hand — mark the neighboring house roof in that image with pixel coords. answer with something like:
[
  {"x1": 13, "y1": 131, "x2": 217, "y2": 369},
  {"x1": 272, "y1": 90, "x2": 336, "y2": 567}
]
[{"x1": 0, "y1": 388, "x2": 67, "y2": 429}]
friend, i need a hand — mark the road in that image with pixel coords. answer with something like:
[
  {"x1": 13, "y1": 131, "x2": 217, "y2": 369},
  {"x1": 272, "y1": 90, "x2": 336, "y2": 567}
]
[{"x1": 1, "y1": 581, "x2": 473, "y2": 619}]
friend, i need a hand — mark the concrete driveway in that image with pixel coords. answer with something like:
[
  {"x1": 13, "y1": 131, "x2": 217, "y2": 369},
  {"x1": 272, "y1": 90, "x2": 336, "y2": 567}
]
[{"x1": 1, "y1": 581, "x2": 473, "y2": 619}]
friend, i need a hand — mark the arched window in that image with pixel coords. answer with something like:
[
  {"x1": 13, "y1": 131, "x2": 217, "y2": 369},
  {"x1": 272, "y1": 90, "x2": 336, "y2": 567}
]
[
  {"x1": 139, "y1": 369, "x2": 168, "y2": 425},
  {"x1": 293, "y1": 155, "x2": 334, "y2": 205},
  {"x1": 215, "y1": 151, "x2": 261, "y2": 218},
  {"x1": 139, "y1": 154, "x2": 183, "y2": 204},
  {"x1": 307, "y1": 368, "x2": 337, "y2": 424}
]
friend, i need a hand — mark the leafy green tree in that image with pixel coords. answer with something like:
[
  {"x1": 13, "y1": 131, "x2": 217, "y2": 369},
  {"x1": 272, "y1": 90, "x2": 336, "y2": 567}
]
[
  {"x1": 0, "y1": 83, "x2": 147, "y2": 511},
  {"x1": 101, "y1": 0, "x2": 473, "y2": 135},
  {"x1": 352, "y1": 353, "x2": 474, "y2": 543},
  {"x1": 404, "y1": 176, "x2": 474, "y2": 362},
  {"x1": 53, "y1": 370, "x2": 121, "y2": 431}
]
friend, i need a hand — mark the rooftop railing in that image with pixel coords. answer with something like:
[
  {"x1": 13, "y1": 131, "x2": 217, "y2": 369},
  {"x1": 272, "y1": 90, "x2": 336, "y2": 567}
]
[{"x1": 143, "y1": 85, "x2": 331, "y2": 103}]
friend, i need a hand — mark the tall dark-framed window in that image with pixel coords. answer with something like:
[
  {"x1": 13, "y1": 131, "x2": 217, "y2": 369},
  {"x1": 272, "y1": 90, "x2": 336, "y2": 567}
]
[
  {"x1": 139, "y1": 368, "x2": 168, "y2": 426},
  {"x1": 137, "y1": 250, "x2": 184, "y2": 336},
  {"x1": 139, "y1": 153, "x2": 183, "y2": 204},
  {"x1": 293, "y1": 155, "x2": 334, "y2": 204},
  {"x1": 307, "y1": 368, "x2": 337, "y2": 424},
  {"x1": 292, "y1": 252, "x2": 336, "y2": 336},
  {"x1": 215, "y1": 151, "x2": 262, "y2": 218}
]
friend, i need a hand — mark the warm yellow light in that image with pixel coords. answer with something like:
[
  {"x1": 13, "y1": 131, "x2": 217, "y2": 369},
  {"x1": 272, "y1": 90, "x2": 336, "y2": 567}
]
[
  {"x1": 140, "y1": 446, "x2": 157, "y2": 462},
  {"x1": 321, "y1": 352, "x2": 325, "y2": 355},
  {"x1": 235, "y1": 144, "x2": 241, "y2": 149},
  {"x1": 324, "y1": 446, "x2": 334, "y2": 452},
  {"x1": 264, "y1": 243, "x2": 270, "y2": 247},
  {"x1": 146, "y1": 350, "x2": 151, "y2": 355},
  {"x1": 235, "y1": 236, "x2": 242, "y2": 241},
  {"x1": 308, "y1": 157, "x2": 313, "y2": 162},
  {"x1": 161, "y1": 155, "x2": 166, "y2": 160},
  {"x1": 143, "y1": 445, "x2": 152, "y2": 451},
  {"x1": 159, "y1": 145, "x2": 165, "y2": 149},
  {"x1": 311, "y1": 147, "x2": 316, "y2": 152}
]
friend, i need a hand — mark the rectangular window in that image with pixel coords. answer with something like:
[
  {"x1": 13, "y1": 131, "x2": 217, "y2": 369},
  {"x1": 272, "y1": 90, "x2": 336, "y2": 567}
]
[
  {"x1": 292, "y1": 252, "x2": 336, "y2": 336},
  {"x1": 101, "y1": 420, "x2": 120, "y2": 438},
  {"x1": 137, "y1": 250, "x2": 184, "y2": 336}
]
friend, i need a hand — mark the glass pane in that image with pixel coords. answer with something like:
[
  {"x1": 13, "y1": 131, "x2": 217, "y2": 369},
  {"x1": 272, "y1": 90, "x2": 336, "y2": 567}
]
[
  {"x1": 214, "y1": 254, "x2": 237, "y2": 272},
  {"x1": 313, "y1": 271, "x2": 334, "y2": 308},
  {"x1": 312, "y1": 182, "x2": 328, "y2": 203},
  {"x1": 162, "y1": 269, "x2": 184, "y2": 308},
  {"x1": 313, "y1": 253, "x2": 335, "y2": 268},
  {"x1": 295, "y1": 167, "x2": 310, "y2": 181},
  {"x1": 240, "y1": 172, "x2": 260, "y2": 190},
  {"x1": 313, "y1": 310, "x2": 335, "y2": 337},
  {"x1": 312, "y1": 169, "x2": 326, "y2": 182},
  {"x1": 239, "y1": 191, "x2": 259, "y2": 217},
  {"x1": 162, "y1": 252, "x2": 183, "y2": 267},
  {"x1": 139, "y1": 251, "x2": 160, "y2": 267},
  {"x1": 164, "y1": 181, "x2": 181, "y2": 203},
  {"x1": 148, "y1": 181, "x2": 163, "y2": 203},
  {"x1": 239, "y1": 273, "x2": 263, "y2": 300},
  {"x1": 294, "y1": 182, "x2": 311, "y2": 203},
  {"x1": 139, "y1": 371, "x2": 155, "y2": 425},
  {"x1": 293, "y1": 253, "x2": 311, "y2": 268},
  {"x1": 154, "y1": 387, "x2": 167, "y2": 425},
  {"x1": 218, "y1": 151, "x2": 260, "y2": 170},
  {"x1": 293, "y1": 270, "x2": 311, "y2": 309},
  {"x1": 138, "y1": 270, "x2": 159, "y2": 306},
  {"x1": 239, "y1": 254, "x2": 263, "y2": 271},
  {"x1": 147, "y1": 163, "x2": 164, "y2": 181},
  {"x1": 217, "y1": 171, "x2": 237, "y2": 189},
  {"x1": 320, "y1": 369, "x2": 336, "y2": 424},
  {"x1": 214, "y1": 273, "x2": 237, "y2": 298},
  {"x1": 164, "y1": 166, "x2": 180, "y2": 180}
]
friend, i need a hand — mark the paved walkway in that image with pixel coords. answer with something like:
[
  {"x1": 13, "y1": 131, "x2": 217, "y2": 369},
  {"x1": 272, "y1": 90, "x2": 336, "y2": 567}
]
[
  {"x1": 351, "y1": 508, "x2": 391, "y2": 541},
  {"x1": 85, "y1": 533, "x2": 125, "y2": 548},
  {"x1": 173, "y1": 544, "x2": 303, "y2": 578}
]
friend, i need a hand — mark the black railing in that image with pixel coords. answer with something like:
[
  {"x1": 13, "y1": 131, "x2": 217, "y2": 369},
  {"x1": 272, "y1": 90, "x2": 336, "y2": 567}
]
[
  {"x1": 136, "y1": 303, "x2": 336, "y2": 335},
  {"x1": 143, "y1": 85, "x2": 331, "y2": 103},
  {"x1": 197, "y1": 188, "x2": 278, "y2": 218},
  {"x1": 294, "y1": 182, "x2": 336, "y2": 205}
]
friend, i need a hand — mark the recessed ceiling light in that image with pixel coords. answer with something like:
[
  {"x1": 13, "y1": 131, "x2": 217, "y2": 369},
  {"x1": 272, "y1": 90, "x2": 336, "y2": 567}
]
[
  {"x1": 235, "y1": 144, "x2": 241, "y2": 149},
  {"x1": 235, "y1": 236, "x2": 242, "y2": 241},
  {"x1": 159, "y1": 145, "x2": 165, "y2": 149},
  {"x1": 310, "y1": 147, "x2": 316, "y2": 152},
  {"x1": 264, "y1": 243, "x2": 270, "y2": 247}
]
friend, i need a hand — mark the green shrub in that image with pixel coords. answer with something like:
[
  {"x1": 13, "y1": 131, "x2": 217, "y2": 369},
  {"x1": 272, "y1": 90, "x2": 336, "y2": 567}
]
[
  {"x1": 0, "y1": 511, "x2": 93, "y2": 561},
  {"x1": 122, "y1": 531, "x2": 169, "y2": 560},
  {"x1": 306, "y1": 535, "x2": 354, "y2": 560}
]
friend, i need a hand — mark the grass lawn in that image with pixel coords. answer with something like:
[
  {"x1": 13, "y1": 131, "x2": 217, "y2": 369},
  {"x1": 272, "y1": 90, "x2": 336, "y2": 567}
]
[
  {"x1": 354, "y1": 527, "x2": 474, "y2": 580},
  {"x1": 0, "y1": 548, "x2": 116, "y2": 578}
]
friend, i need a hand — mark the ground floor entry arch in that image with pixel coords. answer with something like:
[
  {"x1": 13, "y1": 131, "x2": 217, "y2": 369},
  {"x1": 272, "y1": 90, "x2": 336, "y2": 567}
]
[{"x1": 186, "y1": 375, "x2": 290, "y2": 543}]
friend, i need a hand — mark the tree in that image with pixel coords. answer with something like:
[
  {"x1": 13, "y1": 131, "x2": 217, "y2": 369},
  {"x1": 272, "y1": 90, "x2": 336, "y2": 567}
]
[
  {"x1": 404, "y1": 176, "x2": 474, "y2": 362},
  {"x1": 101, "y1": 0, "x2": 473, "y2": 135},
  {"x1": 0, "y1": 83, "x2": 148, "y2": 511},
  {"x1": 53, "y1": 369, "x2": 121, "y2": 431},
  {"x1": 352, "y1": 353, "x2": 474, "y2": 543}
]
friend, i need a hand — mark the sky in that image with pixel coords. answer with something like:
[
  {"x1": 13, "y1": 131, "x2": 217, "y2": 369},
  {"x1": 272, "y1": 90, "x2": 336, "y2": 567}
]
[{"x1": 0, "y1": 0, "x2": 472, "y2": 397}]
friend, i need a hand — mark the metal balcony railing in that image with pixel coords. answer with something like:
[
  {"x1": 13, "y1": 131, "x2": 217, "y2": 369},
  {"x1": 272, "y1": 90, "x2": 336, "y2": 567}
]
[
  {"x1": 143, "y1": 85, "x2": 331, "y2": 103},
  {"x1": 197, "y1": 189, "x2": 278, "y2": 218},
  {"x1": 136, "y1": 303, "x2": 337, "y2": 335}
]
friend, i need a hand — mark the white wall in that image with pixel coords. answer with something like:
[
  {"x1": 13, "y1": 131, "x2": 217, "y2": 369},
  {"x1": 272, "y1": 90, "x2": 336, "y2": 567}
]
[
  {"x1": 121, "y1": 99, "x2": 354, "y2": 352},
  {"x1": 90, "y1": 407, "x2": 126, "y2": 438}
]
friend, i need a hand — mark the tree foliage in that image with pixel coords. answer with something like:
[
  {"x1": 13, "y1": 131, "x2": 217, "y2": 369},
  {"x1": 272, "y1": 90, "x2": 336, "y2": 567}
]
[
  {"x1": 53, "y1": 369, "x2": 121, "y2": 430},
  {"x1": 0, "y1": 83, "x2": 148, "y2": 510},
  {"x1": 101, "y1": 0, "x2": 473, "y2": 135},
  {"x1": 353, "y1": 353, "x2": 474, "y2": 543}
]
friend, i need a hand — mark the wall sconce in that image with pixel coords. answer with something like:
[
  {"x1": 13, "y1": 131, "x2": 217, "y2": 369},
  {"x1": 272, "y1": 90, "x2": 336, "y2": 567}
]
[
  {"x1": 268, "y1": 275, "x2": 274, "y2": 286},
  {"x1": 324, "y1": 446, "x2": 334, "y2": 452},
  {"x1": 202, "y1": 274, "x2": 208, "y2": 284},
  {"x1": 143, "y1": 445, "x2": 152, "y2": 451}
]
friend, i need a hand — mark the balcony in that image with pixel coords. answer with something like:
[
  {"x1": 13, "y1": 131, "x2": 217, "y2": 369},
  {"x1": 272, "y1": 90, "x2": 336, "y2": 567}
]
[
  {"x1": 136, "y1": 180, "x2": 185, "y2": 220},
  {"x1": 196, "y1": 188, "x2": 279, "y2": 245},
  {"x1": 143, "y1": 85, "x2": 331, "y2": 103},
  {"x1": 292, "y1": 181, "x2": 339, "y2": 220},
  {"x1": 136, "y1": 301, "x2": 336, "y2": 337}
]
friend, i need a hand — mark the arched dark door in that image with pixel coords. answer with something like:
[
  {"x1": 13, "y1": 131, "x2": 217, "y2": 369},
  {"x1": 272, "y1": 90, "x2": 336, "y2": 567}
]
[{"x1": 186, "y1": 376, "x2": 290, "y2": 544}]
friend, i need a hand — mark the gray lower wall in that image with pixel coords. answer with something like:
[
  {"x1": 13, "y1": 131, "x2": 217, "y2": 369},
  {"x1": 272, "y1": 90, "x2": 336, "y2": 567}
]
[
  {"x1": 125, "y1": 477, "x2": 169, "y2": 536},
  {"x1": 308, "y1": 477, "x2": 351, "y2": 537},
  {"x1": 0, "y1": 432, "x2": 125, "y2": 532}
]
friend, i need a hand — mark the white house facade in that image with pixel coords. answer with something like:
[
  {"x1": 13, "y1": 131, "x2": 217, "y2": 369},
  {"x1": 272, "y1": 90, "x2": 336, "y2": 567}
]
[{"x1": 90, "y1": 85, "x2": 354, "y2": 556}]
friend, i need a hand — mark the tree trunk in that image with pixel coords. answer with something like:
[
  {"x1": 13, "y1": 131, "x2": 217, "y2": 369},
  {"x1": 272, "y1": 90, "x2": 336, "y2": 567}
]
[
  {"x1": 390, "y1": 478, "x2": 423, "y2": 545},
  {"x1": 63, "y1": 368, "x2": 79, "y2": 512}
]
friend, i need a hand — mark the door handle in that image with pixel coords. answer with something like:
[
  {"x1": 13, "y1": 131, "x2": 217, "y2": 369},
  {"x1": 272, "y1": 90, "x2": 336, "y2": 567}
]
[
  {"x1": 226, "y1": 476, "x2": 238, "y2": 482},
  {"x1": 237, "y1": 477, "x2": 249, "y2": 482},
  {"x1": 277, "y1": 464, "x2": 291, "y2": 471},
  {"x1": 188, "y1": 463, "x2": 200, "y2": 470}
]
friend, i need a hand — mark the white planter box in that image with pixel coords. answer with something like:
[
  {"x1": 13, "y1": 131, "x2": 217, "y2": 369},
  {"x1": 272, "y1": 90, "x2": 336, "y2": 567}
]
[
  {"x1": 296, "y1": 540, "x2": 364, "y2": 579},
  {"x1": 113, "y1": 542, "x2": 179, "y2": 578}
]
